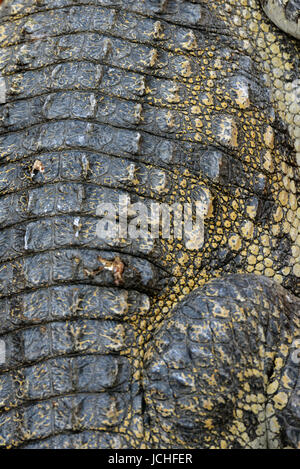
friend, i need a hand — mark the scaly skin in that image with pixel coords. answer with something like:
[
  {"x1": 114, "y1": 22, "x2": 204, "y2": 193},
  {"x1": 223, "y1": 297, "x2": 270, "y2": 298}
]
[
  {"x1": 0, "y1": 0, "x2": 299, "y2": 449},
  {"x1": 260, "y1": 0, "x2": 300, "y2": 40}
]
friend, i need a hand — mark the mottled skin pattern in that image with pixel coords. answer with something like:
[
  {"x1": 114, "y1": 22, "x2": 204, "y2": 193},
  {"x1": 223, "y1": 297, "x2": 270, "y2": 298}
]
[
  {"x1": 0, "y1": 0, "x2": 299, "y2": 449},
  {"x1": 261, "y1": 0, "x2": 300, "y2": 40}
]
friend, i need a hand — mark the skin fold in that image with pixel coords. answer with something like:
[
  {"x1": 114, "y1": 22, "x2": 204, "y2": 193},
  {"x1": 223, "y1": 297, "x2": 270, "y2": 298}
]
[{"x1": 0, "y1": 0, "x2": 299, "y2": 449}]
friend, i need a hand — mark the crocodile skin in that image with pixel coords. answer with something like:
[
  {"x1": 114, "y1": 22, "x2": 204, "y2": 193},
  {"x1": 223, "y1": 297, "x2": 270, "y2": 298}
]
[
  {"x1": 260, "y1": 0, "x2": 300, "y2": 39},
  {"x1": 0, "y1": 0, "x2": 299, "y2": 449}
]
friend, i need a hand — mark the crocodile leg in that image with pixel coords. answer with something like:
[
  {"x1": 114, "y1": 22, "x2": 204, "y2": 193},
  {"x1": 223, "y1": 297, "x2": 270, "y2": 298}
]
[{"x1": 143, "y1": 274, "x2": 300, "y2": 449}]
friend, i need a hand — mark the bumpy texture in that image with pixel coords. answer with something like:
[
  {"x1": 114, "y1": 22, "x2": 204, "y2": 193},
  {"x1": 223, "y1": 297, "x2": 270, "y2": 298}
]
[
  {"x1": 260, "y1": 0, "x2": 300, "y2": 39},
  {"x1": 0, "y1": 0, "x2": 299, "y2": 449}
]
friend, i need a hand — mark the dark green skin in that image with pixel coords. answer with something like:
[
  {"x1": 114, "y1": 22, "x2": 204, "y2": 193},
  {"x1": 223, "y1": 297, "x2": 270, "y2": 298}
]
[
  {"x1": 260, "y1": 0, "x2": 300, "y2": 39},
  {"x1": 0, "y1": 0, "x2": 299, "y2": 449}
]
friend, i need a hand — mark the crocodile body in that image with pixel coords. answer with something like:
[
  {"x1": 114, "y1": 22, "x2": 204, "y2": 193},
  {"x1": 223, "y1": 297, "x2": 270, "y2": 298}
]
[{"x1": 0, "y1": 0, "x2": 299, "y2": 449}]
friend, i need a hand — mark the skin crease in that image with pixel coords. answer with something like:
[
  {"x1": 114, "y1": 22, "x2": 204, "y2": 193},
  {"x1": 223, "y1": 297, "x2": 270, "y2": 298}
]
[{"x1": 0, "y1": 0, "x2": 299, "y2": 449}]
